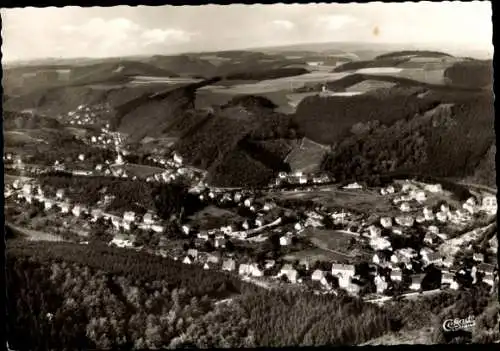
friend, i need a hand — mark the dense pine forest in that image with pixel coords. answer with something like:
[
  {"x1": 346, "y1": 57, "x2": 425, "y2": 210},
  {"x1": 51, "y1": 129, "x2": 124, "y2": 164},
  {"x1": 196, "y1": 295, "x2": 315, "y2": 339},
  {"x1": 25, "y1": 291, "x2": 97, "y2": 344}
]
[{"x1": 6, "y1": 240, "x2": 499, "y2": 349}]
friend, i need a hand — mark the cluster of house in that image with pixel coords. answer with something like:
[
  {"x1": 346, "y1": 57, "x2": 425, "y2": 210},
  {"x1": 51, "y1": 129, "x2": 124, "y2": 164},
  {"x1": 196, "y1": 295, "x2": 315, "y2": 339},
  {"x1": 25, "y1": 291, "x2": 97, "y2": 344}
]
[
  {"x1": 64, "y1": 103, "x2": 111, "y2": 126},
  {"x1": 87, "y1": 126, "x2": 121, "y2": 148},
  {"x1": 9, "y1": 178, "x2": 168, "y2": 236},
  {"x1": 274, "y1": 171, "x2": 332, "y2": 187}
]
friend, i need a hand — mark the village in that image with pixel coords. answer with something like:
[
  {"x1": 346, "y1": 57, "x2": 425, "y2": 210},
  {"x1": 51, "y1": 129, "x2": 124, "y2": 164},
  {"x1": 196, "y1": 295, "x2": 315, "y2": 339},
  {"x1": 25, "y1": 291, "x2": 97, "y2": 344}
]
[{"x1": 4, "y1": 133, "x2": 498, "y2": 303}]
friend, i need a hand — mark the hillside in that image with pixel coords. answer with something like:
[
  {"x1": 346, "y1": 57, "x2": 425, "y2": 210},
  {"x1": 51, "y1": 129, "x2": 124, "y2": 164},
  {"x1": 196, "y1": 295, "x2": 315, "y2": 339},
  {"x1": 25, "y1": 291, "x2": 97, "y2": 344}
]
[
  {"x1": 320, "y1": 92, "x2": 495, "y2": 186},
  {"x1": 6, "y1": 240, "x2": 398, "y2": 350},
  {"x1": 444, "y1": 60, "x2": 493, "y2": 89},
  {"x1": 173, "y1": 96, "x2": 300, "y2": 187},
  {"x1": 293, "y1": 86, "x2": 440, "y2": 145},
  {"x1": 111, "y1": 77, "x2": 221, "y2": 142},
  {"x1": 375, "y1": 50, "x2": 453, "y2": 60}
]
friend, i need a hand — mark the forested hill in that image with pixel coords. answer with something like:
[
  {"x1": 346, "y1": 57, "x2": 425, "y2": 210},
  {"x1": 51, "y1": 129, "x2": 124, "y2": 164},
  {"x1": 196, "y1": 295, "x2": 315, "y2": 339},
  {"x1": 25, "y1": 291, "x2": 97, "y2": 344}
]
[
  {"x1": 112, "y1": 77, "x2": 222, "y2": 142},
  {"x1": 7, "y1": 239, "x2": 498, "y2": 349},
  {"x1": 320, "y1": 92, "x2": 495, "y2": 187},
  {"x1": 6, "y1": 240, "x2": 395, "y2": 349},
  {"x1": 174, "y1": 95, "x2": 300, "y2": 187}
]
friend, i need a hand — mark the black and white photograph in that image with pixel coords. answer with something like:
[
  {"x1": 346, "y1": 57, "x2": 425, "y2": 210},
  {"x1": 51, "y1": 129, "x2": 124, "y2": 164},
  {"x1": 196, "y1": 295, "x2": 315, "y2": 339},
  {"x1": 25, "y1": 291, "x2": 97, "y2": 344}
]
[{"x1": 2, "y1": 1, "x2": 498, "y2": 349}]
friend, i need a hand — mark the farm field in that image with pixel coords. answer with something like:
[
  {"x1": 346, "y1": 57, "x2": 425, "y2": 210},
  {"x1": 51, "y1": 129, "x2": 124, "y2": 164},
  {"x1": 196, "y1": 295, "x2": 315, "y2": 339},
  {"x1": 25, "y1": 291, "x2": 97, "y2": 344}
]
[
  {"x1": 277, "y1": 188, "x2": 396, "y2": 215},
  {"x1": 186, "y1": 205, "x2": 244, "y2": 230},
  {"x1": 111, "y1": 163, "x2": 167, "y2": 178}
]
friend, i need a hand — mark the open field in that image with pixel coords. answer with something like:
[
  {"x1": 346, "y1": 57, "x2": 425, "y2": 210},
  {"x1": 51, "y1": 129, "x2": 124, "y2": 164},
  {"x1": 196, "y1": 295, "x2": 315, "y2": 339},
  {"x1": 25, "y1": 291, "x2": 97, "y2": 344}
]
[
  {"x1": 186, "y1": 205, "x2": 243, "y2": 230},
  {"x1": 277, "y1": 188, "x2": 396, "y2": 215},
  {"x1": 111, "y1": 163, "x2": 167, "y2": 178},
  {"x1": 283, "y1": 247, "x2": 355, "y2": 264}
]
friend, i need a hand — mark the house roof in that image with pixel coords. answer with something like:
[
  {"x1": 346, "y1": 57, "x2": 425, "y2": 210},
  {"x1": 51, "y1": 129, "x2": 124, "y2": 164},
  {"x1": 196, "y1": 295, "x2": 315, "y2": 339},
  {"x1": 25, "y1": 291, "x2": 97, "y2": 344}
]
[
  {"x1": 281, "y1": 264, "x2": 295, "y2": 272},
  {"x1": 477, "y1": 263, "x2": 496, "y2": 274},
  {"x1": 332, "y1": 263, "x2": 355, "y2": 272}
]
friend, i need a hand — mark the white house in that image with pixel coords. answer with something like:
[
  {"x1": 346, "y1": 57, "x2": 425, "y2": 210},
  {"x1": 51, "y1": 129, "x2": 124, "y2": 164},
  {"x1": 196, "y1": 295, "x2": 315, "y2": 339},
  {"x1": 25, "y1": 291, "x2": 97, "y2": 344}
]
[
  {"x1": 215, "y1": 237, "x2": 226, "y2": 248},
  {"x1": 369, "y1": 237, "x2": 392, "y2": 251},
  {"x1": 374, "y1": 275, "x2": 388, "y2": 294},
  {"x1": 78, "y1": 154, "x2": 85, "y2": 161},
  {"x1": 473, "y1": 253, "x2": 485, "y2": 262},
  {"x1": 280, "y1": 264, "x2": 298, "y2": 284},
  {"x1": 280, "y1": 236, "x2": 292, "y2": 246},
  {"x1": 234, "y1": 193, "x2": 242, "y2": 203},
  {"x1": 251, "y1": 264, "x2": 264, "y2": 277},
  {"x1": 394, "y1": 215, "x2": 415, "y2": 227},
  {"x1": 187, "y1": 249, "x2": 198, "y2": 260},
  {"x1": 183, "y1": 256, "x2": 193, "y2": 265},
  {"x1": 425, "y1": 184, "x2": 442, "y2": 193},
  {"x1": 442, "y1": 272, "x2": 459, "y2": 290},
  {"x1": 440, "y1": 204, "x2": 450, "y2": 213},
  {"x1": 242, "y1": 220, "x2": 250, "y2": 231},
  {"x1": 222, "y1": 259, "x2": 236, "y2": 272},
  {"x1": 151, "y1": 224, "x2": 165, "y2": 233},
  {"x1": 481, "y1": 195, "x2": 497, "y2": 215},
  {"x1": 410, "y1": 274, "x2": 425, "y2": 291},
  {"x1": 143, "y1": 212, "x2": 155, "y2": 226},
  {"x1": 368, "y1": 225, "x2": 382, "y2": 238},
  {"x1": 244, "y1": 198, "x2": 253, "y2": 207},
  {"x1": 380, "y1": 217, "x2": 393, "y2": 229},
  {"x1": 239, "y1": 264, "x2": 252, "y2": 276},
  {"x1": 294, "y1": 222, "x2": 303, "y2": 231},
  {"x1": 72, "y1": 205, "x2": 84, "y2": 217},
  {"x1": 311, "y1": 269, "x2": 326, "y2": 282},
  {"x1": 390, "y1": 268, "x2": 403, "y2": 282},
  {"x1": 173, "y1": 153, "x2": 183, "y2": 165},
  {"x1": 182, "y1": 225, "x2": 191, "y2": 235},
  {"x1": 400, "y1": 202, "x2": 411, "y2": 212},
  {"x1": 436, "y1": 212, "x2": 448, "y2": 223},
  {"x1": 331, "y1": 264, "x2": 355, "y2": 288},
  {"x1": 123, "y1": 211, "x2": 136, "y2": 223},
  {"x1": 343, "y1": 182, "x2": 362, "y2": 190},
  {"x1": 423, "y1": 207, "x2": 434, "y2": 221},
  {"x1": 265, "y1": 260, "x2": 276, "y2": 269},
  {"x1": 56, "y1": 189, "x2": 65, "y2": 200},
  {"x1": 255, "y1": 217, "x2": 264, "y2": 227},
  {"x1": 60, "y1": 202, "x2": 71, "y2": 214}
]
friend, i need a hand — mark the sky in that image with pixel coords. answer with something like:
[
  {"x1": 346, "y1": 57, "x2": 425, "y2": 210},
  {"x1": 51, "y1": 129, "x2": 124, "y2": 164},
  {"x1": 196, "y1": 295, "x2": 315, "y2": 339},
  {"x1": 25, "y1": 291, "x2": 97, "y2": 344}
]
[{"x1": 1, "y1": 2, "x2": 493, "y2": 62}]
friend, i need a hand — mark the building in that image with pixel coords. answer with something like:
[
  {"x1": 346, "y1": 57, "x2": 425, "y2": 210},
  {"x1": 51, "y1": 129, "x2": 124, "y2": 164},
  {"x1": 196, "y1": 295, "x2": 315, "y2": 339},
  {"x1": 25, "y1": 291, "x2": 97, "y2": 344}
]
[
  {"x1": 343, "y1": 182, "x2": 362, "y2": 190},
  {"x1": 187, "y1": 249, "x2": 198, "y2": 260},
  {"x1": 239, "y1": 264, "x2": 252, "y2": 276},
  {"x1": 280, "y1": 236, "x2": 292, "y2": 246},
  {"x1": 380, "y1": 217, "x2": 393, "y2": 229},
  {"x1": 331, "y1": 264, "x2": 355, "y2": 288},
  {"x1": 182, "y1": 225, "x2": 191, "y2": 235},
  {"x1": 390, "y1": 268, "x2": 403, "y2": 282},
  {"x1": 251, "y1": 264, "x2": 264, "y2": 277},
  {"x1": 373, "y1": 251, "x2": 390, "y2": 267},
  {"x1": 280, "y1": 264, "x2": 298, "y2": 284},
  {"x1": 151, "y1": 224, "x2": 165, "y2": 233},
  {"x1": 143, "y1": 212, "x2": 156, "y2": 226},
  {"x1": 442, "y1": 272, "x2": 459, "y2": 290},
  {"x1": 183, "y1": 256, "x2": 193, "y2": 265},
  {"x1": 425, "y1": 184, "x2": 443, "y2": 193},
  {"x1": 44, "y1": 199, "x2": 55, "y2": 211},
  {"x1": 436, "y1": 212, "x2": 448, "y2": 223},
  {"x1": 473, "y1": 253, "x2": 485, "y2": 262},
  {"x1": 374, "y1": 275, "x2": 388, "y2": 294},
  {"x1": 173, "y1": 153, "x2": 183, "y2": 165},
  {"x1": 255, "y1": 218, "x2": 264, "y2": 227},
  {"x1": 400, "y1": 202, "x2": 411, "y2": 212},
  {"x1": 369, "y1": 237, "x2": 392, "y2": 251},
  {"x1": 422, "y1": 251, "x2": 443, "y2": 267},
  {"x1": 123, "y1": 211, "x2": 136, "y2": 223},
  {"x1": 395, "y1": 215, "x2": 414, "y2": 227},
  {"x1": 481, "y1": 195, "x2": 497, "y2": 215},
  {"x1": 368, "y1": 225, "x2": 382, "y2": 238},
  {"x1": 56, "y1": 189, "x2": 65, "y2": 200},
  {"x1": 410, "y1": 274, "x2": 425, "y2": 291},
  {"x1": 311, "y1": 269, "x2": 326, "y2": 282},
  {"x1": 222, "y1": 259, "x2": 236, "y2": 272},
  {"x1": 59, "y1": 202, "x2": 71, "y2": 214}
]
